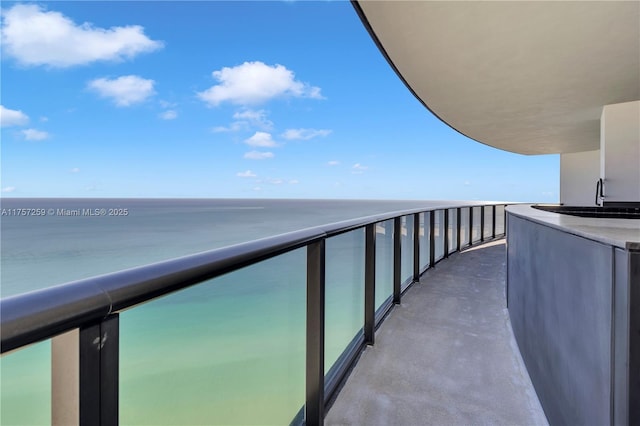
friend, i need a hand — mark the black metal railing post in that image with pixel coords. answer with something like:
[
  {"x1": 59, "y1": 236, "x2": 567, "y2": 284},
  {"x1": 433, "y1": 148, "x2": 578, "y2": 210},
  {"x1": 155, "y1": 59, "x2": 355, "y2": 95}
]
[
  {"x1": 413, "y1": 213, "x2": 420, "y2": 281},
  {"x1": 480, "y1": 206, "x2": 485, "y2": 242},
  {"x1": 469, "y1": 207, "x2": 474, "y2": 246},
  {"x1": 444, "y1": 209, "x2": 450, "y2": 258},
  {"x1": 492, "y1": 205, "x2": 496, "y2": 239},
  {"x1": 306, "y1": 240, "x2": 325, "y2": 426},
  {"x1": 456, "y1": 208, "x2": 462, "y2": 251},
  {"x1": 364, "y1": 224, "x2": 376, "y2": 345},
  {"x1": 79, "y1": 314, "x2": 119, "y2": 426},
  {"x1": 393, "y1": 217, "x2": 402, "y2": 304},
  {"x1": 429, "y1": 212, "x2": 435, "y2": 267}
]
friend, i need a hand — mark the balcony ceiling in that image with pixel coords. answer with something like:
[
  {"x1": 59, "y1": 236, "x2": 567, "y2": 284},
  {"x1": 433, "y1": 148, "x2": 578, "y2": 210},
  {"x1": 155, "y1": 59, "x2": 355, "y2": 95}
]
[{"x1": 354, "y1": 1, "x2": 640, "y2": 155}]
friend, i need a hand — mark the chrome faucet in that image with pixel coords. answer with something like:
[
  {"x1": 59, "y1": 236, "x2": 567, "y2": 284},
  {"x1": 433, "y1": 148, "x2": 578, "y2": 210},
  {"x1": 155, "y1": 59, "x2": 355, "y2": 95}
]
[{"x1": 595, "y1": 178, "x2": 605, "y2": 206}]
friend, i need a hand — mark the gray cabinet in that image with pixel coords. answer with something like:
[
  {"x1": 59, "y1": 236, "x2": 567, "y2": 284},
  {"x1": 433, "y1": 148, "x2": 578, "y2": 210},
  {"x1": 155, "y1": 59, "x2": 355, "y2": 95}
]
[{"x1": 507, "y1": 213, "x2": 639, "y2": 425}]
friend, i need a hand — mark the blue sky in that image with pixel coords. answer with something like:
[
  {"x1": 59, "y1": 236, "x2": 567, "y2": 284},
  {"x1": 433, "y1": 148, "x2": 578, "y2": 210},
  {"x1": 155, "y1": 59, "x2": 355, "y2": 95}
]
[{"x1": 1, "y1": 1, "x2": 559, "y2": 201}]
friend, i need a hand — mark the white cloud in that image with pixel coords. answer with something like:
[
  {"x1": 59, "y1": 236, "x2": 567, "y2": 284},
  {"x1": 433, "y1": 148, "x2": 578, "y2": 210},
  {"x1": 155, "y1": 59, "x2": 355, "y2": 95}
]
[
  {"x1": 212, "y1": 122, "x2": 245, "y2": 133},
  {"x1": 88, "y1": 75, "x2": 155, "y2": 107},
  {"x1": 0, "y1": 105, "x2": 29, "y2": 127},
  {"x1": 244, "y1": 151, "x2": 274, "y2": 160},
  {"x1": 211, "y1": 122, "x2": 243, "y2": 133},
  {"x1": 1, "y1": 4, "x2": 163, "y2": 68},
  {"x1": 2, "y1": 186, "x2": 16, "y2": 193},
  {"x1": 281, "y1": 128, "x2": 331, "y2": 141},
  {"x1": 159, "y1": 110, "x2": 177, "y2": 120},
  {"x1": 289, "y1": 179, "x2": 299, "y2": 184},
  {"x1": 244, "y1": 131, "x2": 278, "y2": 148},
  {"x1": 22, "y1": 128, "x2": 49, "y2": 140},
  {"x1": 214, "y1": 109, "x2": 273, "y2": 133},
  {"x1": 40, "y1": 116, "x2": 49, "y2": 122},
  {"x1": 236, "y1": 170, "x2": 257, "y2": 178},
  {"x1": 233, "y1": 109, "x2": 273, "y2": 130},
  {"x1": 327, "y1": 160, "x2": 340, "y2": 166},
  {"x1": 70, "y1": 167, "x2": 80, "y2": 173},
  {"x1": 197, "y1": 61, "x2": 323, "y2": 106},
  {"x1": 267, "y1": 178, "x2": 284, "y2": 185}
]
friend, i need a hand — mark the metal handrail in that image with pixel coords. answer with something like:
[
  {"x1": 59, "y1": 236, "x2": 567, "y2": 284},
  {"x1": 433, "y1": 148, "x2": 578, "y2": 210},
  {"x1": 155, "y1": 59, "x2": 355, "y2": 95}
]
[
  {"x1": 1, "y1": 227, "x2": 319, "y2": 353},
  {"x1": 1, "y1": 202, "x2": 500, "y2": 353}
]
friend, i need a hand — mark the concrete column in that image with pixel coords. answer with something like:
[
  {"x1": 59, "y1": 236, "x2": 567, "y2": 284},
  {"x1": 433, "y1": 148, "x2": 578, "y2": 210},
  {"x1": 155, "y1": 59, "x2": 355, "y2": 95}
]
[
  {"x1": 560, "y1": 150, "x2": 600, "y2": 206},
  {"x1": 601, "y1": 100, "x2": 640, "y2": 203}
]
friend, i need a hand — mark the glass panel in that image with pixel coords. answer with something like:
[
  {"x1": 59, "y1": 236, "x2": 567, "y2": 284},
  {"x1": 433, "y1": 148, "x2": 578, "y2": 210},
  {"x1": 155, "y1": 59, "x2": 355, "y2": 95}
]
[
  {"x1": 495, "y1": 205, "x2": 506, "y2": 235},
  {"x1": 434, "y1": 210, "x2": 444, "y2": 261},
  {"x1": 419, "y1": 213, "x2": 429, "y2": 271},
  {"x1": 400, "y1": 215, "x2": 414, "y2": 289},
  {"x1": 325, "y1": 229, "x2": 365, "y2": 374},
  {"x1": 472, "y1": 207, "x2": 482, "y2": 243},
  {"x1": 1, "y1": 340, "x2": 51, "y2": 426},
  {"x1": 484, "y1": 206, "x2": 494, "y2": 239},
  {"x1": 448, "y1": 209, "x2": 457, "y2": 254},
  {"x1": 375, "y1": 220, "x2": 394, "y2": 310},
  {"x1": 460, "y1": 208, "x2": 470, "y2": 247},
  {"x1": 120, "y1": 249, "x2": 306, "y2": 425}
]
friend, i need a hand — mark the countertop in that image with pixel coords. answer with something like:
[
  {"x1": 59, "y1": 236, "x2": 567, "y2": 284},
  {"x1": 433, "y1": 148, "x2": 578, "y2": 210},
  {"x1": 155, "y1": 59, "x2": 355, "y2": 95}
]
[{"x1": 506, "y1": 204, "x2": 640, "y2": 250}]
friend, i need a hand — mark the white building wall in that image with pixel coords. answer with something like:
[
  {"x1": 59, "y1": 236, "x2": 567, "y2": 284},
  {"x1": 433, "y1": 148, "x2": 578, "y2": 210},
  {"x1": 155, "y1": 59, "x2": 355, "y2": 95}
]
[
  {"x1": 560, "y1": 150, "x2": 601, "y2": 206},
  {"x1": 601, "y1": 100, "x2": 640, "y2": 203}
]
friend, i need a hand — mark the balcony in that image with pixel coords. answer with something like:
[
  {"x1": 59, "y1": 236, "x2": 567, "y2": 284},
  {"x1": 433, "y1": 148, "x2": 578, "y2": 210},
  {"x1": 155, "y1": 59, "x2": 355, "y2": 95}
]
[{"x1": 1, "y1": 203, "x2": 530, "y2": 425}]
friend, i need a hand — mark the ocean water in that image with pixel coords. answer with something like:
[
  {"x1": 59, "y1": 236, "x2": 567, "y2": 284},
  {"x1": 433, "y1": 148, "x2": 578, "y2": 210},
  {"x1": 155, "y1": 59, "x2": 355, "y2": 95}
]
[{"x1": 0, "y1": 198, "x2": 448, "y2": 425}]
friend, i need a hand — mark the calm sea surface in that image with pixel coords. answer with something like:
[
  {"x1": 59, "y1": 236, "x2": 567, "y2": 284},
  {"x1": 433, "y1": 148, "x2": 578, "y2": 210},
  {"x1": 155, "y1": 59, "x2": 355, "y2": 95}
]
[
  {"x1": 1, "y1": 198, "x2": 457, "y2": 297},
  {"x1": 1, "y1": 198, "x2": 457, "y2": 425}
]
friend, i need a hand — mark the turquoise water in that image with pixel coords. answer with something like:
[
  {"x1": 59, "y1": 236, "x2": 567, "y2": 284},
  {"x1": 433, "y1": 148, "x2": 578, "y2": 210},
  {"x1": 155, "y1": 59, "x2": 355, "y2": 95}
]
[
  {"x1": 119, "y1": 251, "x2": 307, "y2": 425},
  {"x1": 1, "y1": 198, "x2": 450, "y2": 425}
]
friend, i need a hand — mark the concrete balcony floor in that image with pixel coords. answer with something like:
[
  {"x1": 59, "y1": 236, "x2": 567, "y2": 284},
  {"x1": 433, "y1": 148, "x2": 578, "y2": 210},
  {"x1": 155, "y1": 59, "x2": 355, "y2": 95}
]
[{"x1": 326, "y1": 240, "x2": 548, "y2": 425}]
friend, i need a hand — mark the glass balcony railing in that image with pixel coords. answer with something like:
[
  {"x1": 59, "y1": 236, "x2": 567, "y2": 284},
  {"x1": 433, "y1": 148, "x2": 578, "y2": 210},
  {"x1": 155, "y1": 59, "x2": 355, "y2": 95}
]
[
  {"x1": 433, "y1": 210, "x2": 445, "y2": 262},
  {"x1": 460, "y1": 207, "x2": 470, "y2": 248},
  {"x1": 448, "y1": 209, "x2": 458, "y2": 255},
  {"x1": 0, "y1": 203, "x2": 508, "y2": 426},
  {"x1": 375, "y1": 219, "x2": 394, "y2": 313},
  {"x1": 0, "y1": 340, "x2": 51, "y2": 426},
  {"x1": 495, "y1": 205, "x2": 506, "y2": 235},
  {"x1": 472, "y1": 206, "x2": 482, "y2": 243},
  {"x1": 325, "y1": 229, "x2": 365, "y2": 375},
  {"x1": 483, "y1": 205, "x2": 494, "y2": 240},
  {"x1": 400, "y1": 215, "x2": 414, "y2": 291},
  {"x1": 120, "y1": 251, "x2": 306, "y2": 425},
  {"x1": 418, "y1": 212, "x2": 430, "y2": 272}
]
